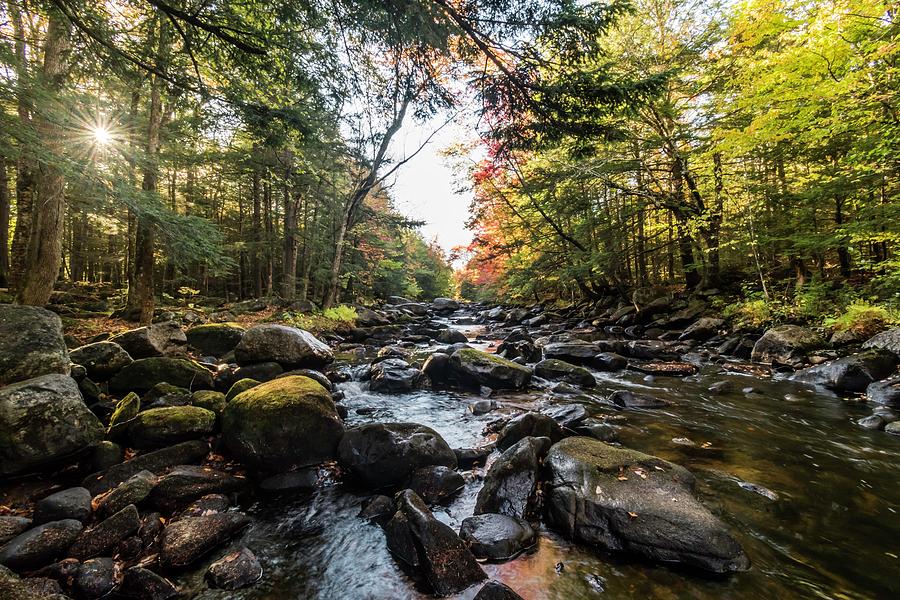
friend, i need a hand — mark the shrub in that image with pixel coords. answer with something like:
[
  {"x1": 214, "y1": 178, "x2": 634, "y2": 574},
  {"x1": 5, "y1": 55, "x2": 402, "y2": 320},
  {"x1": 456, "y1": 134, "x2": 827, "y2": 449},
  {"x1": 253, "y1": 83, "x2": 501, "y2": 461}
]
[{"x1": 824, "y1": 301, "x2": 897, "y2": 337}]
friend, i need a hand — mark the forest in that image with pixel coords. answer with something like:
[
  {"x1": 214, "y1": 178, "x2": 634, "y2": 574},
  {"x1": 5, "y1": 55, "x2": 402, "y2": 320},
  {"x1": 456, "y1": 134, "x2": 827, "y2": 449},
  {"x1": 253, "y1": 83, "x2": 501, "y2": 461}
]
[{"x1": 1, "y1": 2, "x2": 899, "y2": 600}]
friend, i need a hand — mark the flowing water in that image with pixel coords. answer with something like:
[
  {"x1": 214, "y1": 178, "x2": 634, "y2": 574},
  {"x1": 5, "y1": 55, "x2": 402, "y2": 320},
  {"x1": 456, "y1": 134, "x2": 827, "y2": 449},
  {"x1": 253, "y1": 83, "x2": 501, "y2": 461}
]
[{"x1": 196, "y1": 316, "x2": 900, "y2": 600}]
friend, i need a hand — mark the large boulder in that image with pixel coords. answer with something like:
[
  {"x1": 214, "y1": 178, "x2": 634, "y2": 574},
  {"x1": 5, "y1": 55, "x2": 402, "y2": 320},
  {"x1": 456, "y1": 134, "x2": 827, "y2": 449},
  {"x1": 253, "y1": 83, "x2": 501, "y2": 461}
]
[
  {"x1": 109, "y1": 321, "x2": 187, "y2": 359},
  {"x1": 0, "y1": 374, "x2": 104, "y2": 477},
  {"x1": 459, "y1": 513, "x2": 536, "y2": 561},
  {"x1": 0, "y1": 305, "x2": 69, "y2": 386},
  {"x1": 234, "y1": 324, "x2": 333, "y2": 368},
  {"x1": 383, "y1": 490, "x2": 485, "y2": 596},
  {"x1": 337, "y1": 423, "x2": 457, "y2": 489},
  {"x1": 863, "y1": 327, "x2": 900, "y2": 356},
  {"x1": 108, "y1": 357, "x2": 214, "y2": 394},
  {"x1": 496, "y1": 413, "x2": 564, "y2": 452},
  {"x1": 186, "y1": 323, "x2": 245, "y2": 357},
  {"x1": 679, "y1": 317, "x2": 725, "y2": 341},
  {"x1": 222, "y1": 376, "x2": 344, "y2": 472},
  {"x1": 0, "y1": 520, "x2": 83, "y2": 572},
  {"x1": 436, "y1": 329, "x2": 468, "y2": 344},
  {"x1": 159, "y1": 513, "x2": 250, "y2": 569},
  {"x1": 541, "y1": 341, "x2": 601, "y2": 365},
  {"x1": 448, "y1": 348, "x2": 531, "y2": 390},
  {"x1": 790, "y1": 349, "x2": 898, "y2": 393},
  {"x1": 69, "y1": 341, "x2": 133, "y2": 381},
  {"x1": 534, "y1": 359, "x2": 595, "y2": 387},
  {"x1": 751, "y1": 325, "x2": 826, "y2": 365},
  {"x1": 544, "y1": 437, "x2": 750, "y2": 574},
  {"x1": 368, "y1": 359, "x2": 424, "y2": 393},
  {"x1": 474, "y1": 581, "x2": 525, "y2": 600},
  {"x1": 432, "y1": 298, "x2": 460, "y2": 313},
  {"x1": 475, "y1": 437, "x2": 550, "y2": 518},
  {"x1": 128, "y1": 406, "x2": 217, "y2": 449}
]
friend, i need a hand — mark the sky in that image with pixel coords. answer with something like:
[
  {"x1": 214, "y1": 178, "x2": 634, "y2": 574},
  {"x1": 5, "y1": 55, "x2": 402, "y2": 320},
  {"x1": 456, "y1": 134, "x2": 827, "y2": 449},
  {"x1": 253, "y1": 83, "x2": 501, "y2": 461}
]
[{"x1": 387, "y1": 111, "x2": 483, "y2": 265}]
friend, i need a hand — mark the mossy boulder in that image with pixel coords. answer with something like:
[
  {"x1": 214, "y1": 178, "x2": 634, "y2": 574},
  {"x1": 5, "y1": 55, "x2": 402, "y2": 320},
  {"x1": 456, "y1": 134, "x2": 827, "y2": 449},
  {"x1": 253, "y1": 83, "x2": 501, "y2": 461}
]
[
  {"x1": 0, "y1": 374, "x2": 104, "y2": 477},
  {"x1": 0, "y1": 305, "x2": 70, "y2": 386},
  {"x1": 108, "y1": 357, "x2": 214, "y2": 394},
  {"x1": 107, "y1": 393, "x2": 140, "y2": 440},
  {"x1": 221, "y1": 376, "x2": 344, "y2": 472},
  {"x1": 128, "y1": 406, "x2": 216, "y2": 449},
  {"x1": 225, "y1": 378, "x2": 260, "y2": 403},
  {"x1": 448, "y1": 348, "x2": 531, "y2": 390},
  {"x1": 534, "y1": 359, "x2": 596, "y2": 387},
  {"x1": 233, "y1": 324, "x2": 333, "y2": 368},
  {"x1": 69, "y1": 341, "x2": 133, "y2": 381},
  {"x1": 186, "y1": 323, "x2": 246, "y2": 357},
  {"x1": 141, "y1": 382, "x2": 192, "y2": 408},
  {"x1": 751, "y1": 325, "x2": 826, "y2": 366},
  {"x1": 192, "y1": 390, "x2": 226, "y2": 414}
]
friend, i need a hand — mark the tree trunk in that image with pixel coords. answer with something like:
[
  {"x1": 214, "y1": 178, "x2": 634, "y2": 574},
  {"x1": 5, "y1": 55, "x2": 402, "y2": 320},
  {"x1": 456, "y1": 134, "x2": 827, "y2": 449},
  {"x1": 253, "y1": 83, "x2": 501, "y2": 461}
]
[
  {"x1": 8, "y1": 0, "x2": 33, "y2": 293},
  {"x1": 282, "y1": 180, "x2": 299, "y2": 300},
  {"x1": 251, "y1": 166, "x2": 262, "y2": 297},
  {"x1": 18, "y1": 9, "x2": 71, "y2": 306},
  {"x1": 835, "y1": 196, "x2": 851, "y2": 278},
  {"x1": 0, "y1": 158, "x2": 10, "y2": 287}
]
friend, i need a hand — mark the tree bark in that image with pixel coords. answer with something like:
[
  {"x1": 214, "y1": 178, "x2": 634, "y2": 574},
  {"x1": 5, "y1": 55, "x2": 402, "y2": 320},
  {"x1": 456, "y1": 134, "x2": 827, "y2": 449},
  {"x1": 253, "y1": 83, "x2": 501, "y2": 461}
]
[
  {"x1": 282, "y1": 178, "x2": 300, "y2": 300},
  {"x1": 0, "y1": 158, "x2": 9, "y2": 287},
  {"x1": 18, "y1": 9, "x2": 72, "y2": 306},
  {"x1": 8, "y1": 0, "x2": 33, "y2": 293}
]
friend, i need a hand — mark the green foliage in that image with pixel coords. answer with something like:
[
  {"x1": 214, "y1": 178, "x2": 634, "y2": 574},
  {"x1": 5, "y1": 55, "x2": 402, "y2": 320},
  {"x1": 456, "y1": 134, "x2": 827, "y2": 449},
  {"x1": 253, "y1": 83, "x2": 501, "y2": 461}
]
[
  {"x1": 824, "y1": 301, "x2": 898, "y2": 335},
  {"x1": 280, "y1": 305, "x2": 358, "y2": 334}
]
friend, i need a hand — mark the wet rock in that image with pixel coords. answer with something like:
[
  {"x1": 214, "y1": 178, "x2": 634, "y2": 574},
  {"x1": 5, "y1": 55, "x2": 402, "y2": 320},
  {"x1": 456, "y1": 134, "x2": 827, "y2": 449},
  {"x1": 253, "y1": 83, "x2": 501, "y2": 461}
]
[
  {"x1": 679, "y1": 317, "x2": 725, "y2": 341},
  {"x1": 109, "y1": 321, "x2": 187, "y2": 359},
  {"x1": 94, "y1": 470, "x2": 158, "y2": 517},
  {"x1": 709, "y1": 380, "x2": 734, "y2": 394},
  {"x1": 0, "y1": 374, "x2": 105, "y2": 477},
  {"x1": 191, "y1": 390, "x2": 226, "y2": 415},
  {"x1": 432, "y1": 298, "x2": 461, "y2": 313},
  {"x1": 383, "y1": 490, "x2": 485, "y2": 596},
  {"x1": 449, "y1": 348, "x2": 532, "y2": 390},
  {"x1": 206, "y1": 547, "x2": 262, "y2": 590},
  {"x1": 338, "y1": 422, "x2": 457, "y2": 489},
  {"x1": 468, "y1": 399, "x2": 498, "y2": 415},
  {"x1": 407, "y1": 466, "x2": 465, "y2": 504},
  {"x1": 82, "y1": 440, "x2": 209, "y2": 496},
  {"x1": 496, "y1": 339, "x2": 542, "y2": 363},
  {"x1": 0, "y1": 517, "x2": 32, "y2": 546},
  {"x1": 141, "y1": 383, "x2": 192, "y2": 409},
  {"x1": 593, "y1": 352, "x2": 628, "y2": 371},
  {"x1": 542, "y1": 341, "x2": 601, "y2": 365},
  {"x1": 867, "y1": 375, "x2": 900, "y2": 407},
  {"x1": 534, "y1": 359, "x2": 595, "y2": 387},
  {"x1": 454, "y1": 447, "x2": 493, "y2": 470},
  {"x1": 863, "y1": 327, "x2": 900, "y2": 357},
  {"x1": 475, "y1": 437, "x2": 551, "y2": 518},
  {"x1": 608, "y1": 390, "x2": 669, "y2": 409},
  {"x1": 159, "y1": 512, "x2": 250, "y2": 569},
  {"x1": 574, "y1": 418, "x2": 620, "y2": 442},
  {"x1": 632, "y1": 362, "x2": 698, "y2": 377},
  {"x1": 148, "y1": 466, "x2": 245, "y2": 513},
  {"x1": 0, "y1": 305, "x2": 70, "y2": 386},
  {"x1": 790, "y1": 349, "x2": 898, "y2": 393},
  {"x1": 234, "y1": 324, "x2": 333, "y2": 368},
  {"x1": 222, "y1": 376, "x2": 344, "y2": 472},
  {"x1": 751, "y1": 325, "x2": 826, "y2": 365},
  {"x1": 857, "y1": 415, "x2": 885, "y2": 430},
  {"x1": 473, "y1": 581, "x2": 525, "y2": 600},
  {"x1": 108, "y1": 357, "x2": 214, "y2": 395},
  {"x1": 496, "y1": 413, "x2": 564, "y2": 452},
  {"x1": 224, "y1": 362, "x2": 284, "y2": 389},
  {"x1": 178, "y1": 494, "x2": 230, "y2": 518},
  {"x1": 369, "y1": 359, "x2": 424, "y2": 393},
  {"x1": 70, "y1": 341, "x2": 133, "y2": 381},
  {"x1": 68, "y1": 504, "x2": 140, "y2": 561},
  {"x1": 33, "y1": 487, "x2": 92, "y2": 525},
  {"x1": 421, "y1": 352, "x2": 451, "y2": 384},
  {"x1": 544, "y1": 437, "x2": 750, "y2": 574},
  {"x1": 437, "y1": 329, "x2": 468, "y2": 344},
  {"x1": 117, "y1": 566, "x2": 178, "y2": 600},
  {"x1": 75, "y1": 557, "x2": 117, "y2": 599},
  {"x1": 0, "y1": 520, "x2": 82, "y2": 571},
  {"x1": 883, "y1": 420, "x2": 900, "y2": 435},
  {"x1": 186, "y1": 323, "x2": 245, "y2": 357},
  {"x1": 129, "y1": 406, "x2": 216, "y2": 449},
  {"x1": 360, "y1": 495, "x2": 394, "y2": 521},
  {"x1": 541, "y1": 404, "x2": 588, "y2": 429},
  {"x1": 459, "y1": 513, "x2": 536, "y2": 561}
]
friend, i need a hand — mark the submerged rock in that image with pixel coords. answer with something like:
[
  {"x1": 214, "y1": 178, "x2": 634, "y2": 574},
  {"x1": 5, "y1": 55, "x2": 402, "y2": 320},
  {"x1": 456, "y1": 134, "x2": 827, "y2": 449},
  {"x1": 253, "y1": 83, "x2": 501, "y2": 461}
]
[
  {"x1": 543, "y1": 437, "x2": 750, "y2": 574},
  {"x1": 459, "y1": 513, "x2": 537, "y2": 561},
  {"x1": 608, "y1": 390, "x2": 669, "y2": 409},
  {"x1": 449, "y1": 348, "x2": 532, "y2": 390},
  {"x1": 0, "y1": 305, "x2": 70, "y2": 386},
  {"x1": 234, "y1": 324, "x2": 333, "y2": 368},
  {"x1": 338, "y1": 422, "x2": 457, "y2": 489},
  {"x1": 0, "y1": 374, "x2": 104, "y2": 477},
  {"x1": 222, "y1": 376, "x2": 344, "y2": 472}
]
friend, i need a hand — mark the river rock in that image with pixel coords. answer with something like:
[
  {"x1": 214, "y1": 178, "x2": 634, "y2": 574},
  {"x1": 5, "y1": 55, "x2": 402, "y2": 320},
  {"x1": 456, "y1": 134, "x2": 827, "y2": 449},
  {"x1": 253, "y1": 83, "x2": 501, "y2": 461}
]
[
  {"x1": 82, "y1": 439, "x2": 210, "y2": 495},
  {"x1": 159, "y1": 512, "x2": 250, "y2": 569},
  {"x1": 68, "y1": 504, "x2": 140, "y2": 561},
  {"x1": 129, "y1": 406, "x2": 216, "y2": 449},
  {"x1": 383, "y1": 490, "x2": 485, "y2": 596},
  {"x1": 867, "y1": 375, "x2": 900, "y2": 407},
  {"x1": 234, "y1": 324, "x2": 333, "y2": 368},
  {"x1": 0, "y1": 520, "x2": 83, "y2": 571},
  {"x1": 459, "y1": 513, "x2": 537, "y2": 561},
  {"x1": 407, "y1": 466, "x2": 465, "y2": 503},
  {"x1": 437, "y1": 328, "x2": 468, "y2": 344},
  {"x1": 857, "y1": 415, "x2": 885, "y2": 430},
  {"x1": 534, "y1": 359, "x2": 595, "y2": 387},
  {"x1": 474, "y1": 580, "x2": 525, "y2": 600},
  {"x1": 475, "y1": 437, "x2": 551, "y2": 518},
  {"x1": 338, "y1": 422, "x2": 457, "y2": 489},
  {"x1": 278, "y1": 368, "x2": 333, "y2": 391},
  {"x1": 544, "y1": 437, "x2": 750, "y2": 574},
  {"x1": 751, "y1": 325, "x2": 826, "y2": 365},
  {"x1": 608, "y1": 390, "x2": 669, "y2": 409},
  {"x1": 496, "y1": 413, "x2": 564, "y2": 452},
  {"x1": 448, "y1": 348, "x2": 532, "y2": 390},
  {"x1": 541, "y1": 404, "x2": 588, "y2": 429},
  {"x1": 886, "y1": 421, "x2": 900, "y2": 435},
  {"x1": 369, "y1": 359, "x2": 424, "y2": 393},
  {"x1": 0, "y1": 305, "x2": 70, "y2": 386},
  {"x1": 118, "y1": 566, "x2": 178, "y2": 600},
  {"x1": 222, "y1": 375, "x2": 344, "y2": 472},
  {"x1": 88, "y1": 441, "x2": 125, "y2": 472},
  {"x1": 110, "y1": 321, "x2": 187, "y2": 359},
  {"x1": 109, "y1": 357, "x2": 214, "y2": 394},
  {"x1": 863, "y1": 327, "x2": 900, "y2": 356},
  {"x1": 69, "y1": 341, "x2": 133, "y2": 381},
  {"x1": 421, "y1": 352, "x2": 451, "y2": 384},
  {"x1": 148, "y1": 465, "x2": 245, "y2": 512},
  {"x1": 542, "y1": 341, "x2": 601, "y2": 365},
  {"x1": 0, "y1": 374, "x2": 104, "y2": 477},
  {"x1": 33, "y1": 488, "x2": 92, "y2": 525},
  {"x1": 679, "y1": 317, "x2": 725, "y2": 341},
  {"x1": 94, "y1": 470, "x2": 158, "y2": 517},
  {"x1": 74, "y1": 557, "x2": 117, "y2": 599},
  {"x1": 225, "y1": 378, "x2": 260, "y2": 402},
  {"x1": 432, "y1": 298, "x2": 461, "y2": 313},
  {"x1": 0, "y1": 517, "x2": 32, "y2": 546},
  {"x1": 790, "y1": 349, "x2": 898, "y2": 393},
  {"x1": 207, "y1": 547, "x2": 262, "y2": 590},
  {"x1": 191, "y1": 390, "x2": 226, "y2": 415},
  {"x1": 186, "y1": 323, "x2": 245, "y2": 357},
  {"x1": 142, "y1": 383, "x2": 192, "y2": 409}
]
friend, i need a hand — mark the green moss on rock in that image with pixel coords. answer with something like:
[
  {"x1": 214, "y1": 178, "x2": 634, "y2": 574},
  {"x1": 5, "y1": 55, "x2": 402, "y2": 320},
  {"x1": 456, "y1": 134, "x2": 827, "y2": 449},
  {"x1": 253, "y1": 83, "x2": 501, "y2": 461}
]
[
  {"x1": 108, "y1": 393, "x2": 141, "y2": 439},
  {"x1": 108, "y1": 357, "x2": 214, "y2": 394},
  {"x1": 129, "y1": 406, "x2": 216, "y2": 448},
  {"x1": 191, "y1": 390, "x2": 226, "y2": 414},
  {"x1": 225, "y1": 378, "x2": 260, "y2": 403}
]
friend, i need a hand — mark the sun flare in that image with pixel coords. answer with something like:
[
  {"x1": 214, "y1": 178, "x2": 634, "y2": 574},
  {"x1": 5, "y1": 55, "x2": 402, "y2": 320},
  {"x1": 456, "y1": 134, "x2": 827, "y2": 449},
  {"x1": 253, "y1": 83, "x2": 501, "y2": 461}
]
[{"x1": 92, "y1": 126, "x2": 112, "y2": 145}]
